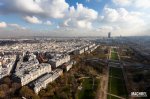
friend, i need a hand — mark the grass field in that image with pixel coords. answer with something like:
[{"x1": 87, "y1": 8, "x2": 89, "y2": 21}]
[
  {"x1": 107, "y1": 95, "x2": 120, "y2": 99},
  {"x1": 77, "y1": 78, "x2": 99, "y2": 99},
  {"x1": 111, "y1": 48, "x2": 116, "y2": 52},
  {"x1": 111, "y1": 52, "x2": 119, "y2": 60},
  {"x1": 108, "y1": 67, "x2": 128, "y2": 98},
  {"x1": 109, "y1": 67, "x2": 123, "y2": 78},
  {"x1": 108, "y1": 77, "x2": 128, "y2": 98}
]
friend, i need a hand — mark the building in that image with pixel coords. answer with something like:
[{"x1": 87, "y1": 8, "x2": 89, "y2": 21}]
[
  {"x1": 33, "y1": 69, "x2": 63, "y2": 94},
  {"x1": 88, "y1": 43, "x2": 96, "y2": 49},
  {"x1": 62, "y1": 61, "x2": 74, "y2": 72},
  {"x1": 108, "y1": 32, "x2": 111, "y2": 38},
  {"x1": 72, "y1": 48, "x2": 84, "y2": 55},
  {"x1": 15, "y1": 59, "x2": 39, "y2": 72},
  {"x1": 84, "y1": 46, "x2": 89, "y2": 52},
  {"x1": 33, "y1": 73, "x2": 53, "y2": 94},
  {"x1": 49, "y1": 54, "x2": 70, "y2": 68},
  {"x1": 14, "y1": 63, "x2": 51, "y2": 86},
  {"x1": 51, "y1": 69, "x2": 63, "y2": 82},
  {"x1": 0, "y1": 55, "x2": 16, "y2": 79}
]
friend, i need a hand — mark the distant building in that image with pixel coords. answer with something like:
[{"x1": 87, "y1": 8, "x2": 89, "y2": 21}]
[{"x1": 108, "y1": 32, "x2": 111, "y2": 38}]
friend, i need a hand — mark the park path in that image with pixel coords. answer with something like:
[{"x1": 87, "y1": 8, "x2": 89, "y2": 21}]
[
  {"x1": 107, "y1": 92, "x2": 126, "y2": 99},
  {"x1": 97, "y1": 47, "x2": 111, "y2": 99},
  {"x1": 107, "y1": 47, "x2": 128, "y2": 99}
]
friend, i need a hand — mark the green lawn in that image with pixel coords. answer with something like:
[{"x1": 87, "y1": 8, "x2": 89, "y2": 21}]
[
  {"x1": 77, "y1": 78, "x2": 99, "y2": 99},
  {"x1": 111, "y1": 52, "x2": 119, "y2": 60},
  {"x1": 111, "y1": 48, "x2": 116, "y2": 52},
  {"x1": 107, "y1": 95, "x2": 120, "y2": 99},
  {"x1": 108, "y1": 66, "x2": 128, "y2": 98},
  {"x1": 109, "y1": 67, "x2": 123, "y2": 78},
  {"x1": 108, "y1": 77, "x2": 127, "y2": 98}
]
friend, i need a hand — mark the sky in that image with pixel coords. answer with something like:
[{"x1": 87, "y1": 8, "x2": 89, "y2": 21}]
[{"x1": 0, "y1": 0, "x2": 150, "y2": 38}]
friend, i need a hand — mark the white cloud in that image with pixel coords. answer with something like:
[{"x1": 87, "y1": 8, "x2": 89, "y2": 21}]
[
  {"x1": 61, "y1": 3, "x2": 98, "y2": 29},
  {"x1": 134, "y1": 0, "x2": 150, "y2": 9},
  {"x1": 112, "y1": 0, "x2": 150, "y2": 9},
  {"x1": 39, "y1": 0, "x2": 69, "y2": 18},
  {"x1": 45, "y1": 21, "x2": 52, "y2": 25},
  {"x1": 0, "y1": 22, "x2": 26, "y2": 29},
  {"x1": 24, "y1": 16, "x2": 42, "y2": 24},
  {"x1": 8, "y1": 24, "x2": 26, "y2": 29},
  {"x1": 70, "y1": 3, "x2": 98, "y2": 20},
  {"x1": 103, "y1": 7, "x2": 119, "y2": 22},
  {"x1": 98, "y1": 7, "x2": 146, "y2": 35},
  {"x1": 57, "y1": 25, "x2": 60, "y2": 29},
  {"x1": 102, "y1": 7, "x2": 144, "y2": 24},
  {"x1": 0, "y1": 0, "x2": 43, "y2": 14},
  {"x1": 0, "y1": 22, "x2": 7, "y2": 28},
  {"x1": 112, "y1": 0, "x2": 131, "y2": 6},
  {"x1": 0, "y1": 0, "x2": 69, "y2": 18},
  {"x1": 86, "y1": 0, "x2": 91, "y2": 2}
]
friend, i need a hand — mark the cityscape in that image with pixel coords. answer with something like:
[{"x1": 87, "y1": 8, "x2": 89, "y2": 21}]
[{"x1": 0, "y1": 0, "x2": 150, "y2": 99}]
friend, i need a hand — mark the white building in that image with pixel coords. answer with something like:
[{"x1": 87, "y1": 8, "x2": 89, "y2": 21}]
[
  {"x1": 88, "y1": 44, "x2": 96, "y2": 49},
  {"x1": 84, "y1": 46, "x2": 89, "y2": 52},
  {"x1": 33, "y1": 69, "x2": 63, "y2": 94},
  {"x1": 62, "y1": 61, "x2": 74, "y2": 72},
  {"x1": 16, "y1": 59, "x2": 39, "y2": 72},
  {"x1": 33, "y1": 73, "x2": 53, "y2": 93},
  {"x1": 0, "y1": 55, "x2": 16, "y2": 79},
  {"x1": 49, "y1": 54, "x2": 70, "y2": 68},
  {"x1": 73, "y1": 48, "x2": 84, "y2": 55},
  {"x1": 14, "y1": 63, "x2": 51, "y2": 86}
]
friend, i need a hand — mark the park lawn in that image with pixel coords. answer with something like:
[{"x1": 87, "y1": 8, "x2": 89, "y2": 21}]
[
  {"x1": 109, "y1": 67, "x2": 123, "y2": 78},
  {"x1": 111, "y1": 48, "x2": 115, "y2": 52},
  {"x1": 111, "y1": 52, "x2": 119, "y2": 60},
  {"x1": 107, "y1": 95, "x2": 120, "y2": 99},
  {"x1": 77, "y1": 78, "x2": 99, "y2": 99},
  {"x1": 108, "y1": 77, "x2": 128, "y2": 98}
]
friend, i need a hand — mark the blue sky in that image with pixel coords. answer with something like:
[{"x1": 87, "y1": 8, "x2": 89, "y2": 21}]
[{"x1": 0, "y1": 0, "x2": 150, "y2": 37}]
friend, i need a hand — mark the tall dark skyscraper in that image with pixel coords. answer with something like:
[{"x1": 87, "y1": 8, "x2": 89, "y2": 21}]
[{"x1": 108, "y1": 32, "x2": 111, "y2": 38}]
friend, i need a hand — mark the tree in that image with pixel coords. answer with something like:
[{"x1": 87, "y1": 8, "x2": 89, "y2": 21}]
[
  {"x1": 0, "y1": 84, "x2": 9, "y2": 93},
  {"x1": 0, "y1": 90, "x2": 5, "y2": 98},
  {"x1": 3, "y1": 77, "x2": 11, "y2": 85},
  {"x1": 39, "y1": 89, "x2": 46, "y2": 97},
  {"x1": 11, "y1": 83, "x2": 21, "y2": 94},
  {"x1": 32, "y1": 94, "x2": 40, "y2": 99},
  {"x1": 12, "y1": 83, "x2": 21, "y2": 90},
  {"x1": 19, "y1": 86, "x2": 34, "y2": 98},
  {"x1": 133, "y1": 73, "x2": 144, "y2": 83}
]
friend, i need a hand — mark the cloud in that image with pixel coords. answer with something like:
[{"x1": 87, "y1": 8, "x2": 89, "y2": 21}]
[
  {"x1": 112, "y1": 0, "x2": 131, "y2": 6},
  {"x1": 86, "y1": 0, "x2": 91, "y2": 2},
  {"x1": 86, "y1": 0, "x2": 102, "y2": 3},
  {"x1": 112, "y1": 0, "x2": 150, "y2": 9},
  {"x1": 134, "y1": 0, "x2": 150, "y2": 9},
  {"x1": 98, "y1": 7, "x2": 146, "y2": 35},
  {"x1": 8, "y1": 24, "x2": 26, "y2": 29},
  {"x1": 103, "y1": 7, "x2": 119, "y2": 22},
  {"x1": 24, "y1": 16, "x2": 42, "y2": 24},
  {"x1": 0, "y1": 21, "x2": 26, "y2": 30},
  {"x1": 0, "y1": 0, "x2": 43, "y2": 14},
  {"x1": 61, "y1": 3, "x2": 98, "y2": 29},
  {"x1": 45, "y1": 21, "x2": 52, "y2": 25},
  {"x1": 102, "y1": 7, "x2": 144, "y2": 25},
  {"x1": 0, "y1": 0, "x2": 97, "y2": 29},
  {"x1": 39, "y1": 0, "x2": 69, "y2": 18},
  {"x1": 0, "y1": 0, "x2": 69, "y2": 18},
  {"x1": 0, "y1": 22, "x2": 7, "y2": 28}
]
